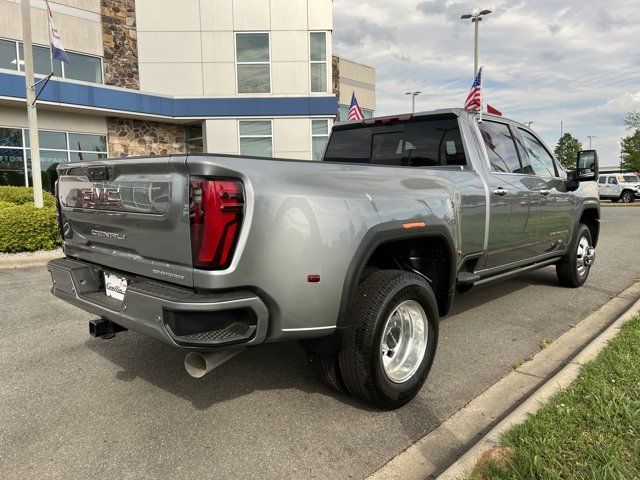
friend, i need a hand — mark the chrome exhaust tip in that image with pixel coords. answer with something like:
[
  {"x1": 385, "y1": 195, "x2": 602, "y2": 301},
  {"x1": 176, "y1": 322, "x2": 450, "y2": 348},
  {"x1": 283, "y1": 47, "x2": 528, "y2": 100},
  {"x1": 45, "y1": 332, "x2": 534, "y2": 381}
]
[{"x1": 184, "y1": 349, "x2": 243, "y2": 379}]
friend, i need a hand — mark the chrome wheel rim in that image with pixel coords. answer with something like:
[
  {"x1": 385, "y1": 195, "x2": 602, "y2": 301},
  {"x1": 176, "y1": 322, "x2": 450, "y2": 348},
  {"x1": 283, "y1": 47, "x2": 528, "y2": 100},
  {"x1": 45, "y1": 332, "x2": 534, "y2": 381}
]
[
  {"x1": 380, "y1": 300, "x2": 428, "y2": 383},
  {"x1": 576, "y1": 235, "x2": 594, "y2": 276}
]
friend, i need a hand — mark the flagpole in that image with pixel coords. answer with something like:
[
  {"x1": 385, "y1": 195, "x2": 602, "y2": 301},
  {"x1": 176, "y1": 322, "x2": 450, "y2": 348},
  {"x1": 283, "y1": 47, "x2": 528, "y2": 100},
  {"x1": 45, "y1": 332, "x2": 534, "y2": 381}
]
[
  {"x1": 20, "y1": 0, "x2": 44, "y2": 208},
  {"x1": 478, "y1": 66, "x2": 483, "y2": 123},
  {"x1": 45, "y1": 0, "x2": 54, "y2": 75}
]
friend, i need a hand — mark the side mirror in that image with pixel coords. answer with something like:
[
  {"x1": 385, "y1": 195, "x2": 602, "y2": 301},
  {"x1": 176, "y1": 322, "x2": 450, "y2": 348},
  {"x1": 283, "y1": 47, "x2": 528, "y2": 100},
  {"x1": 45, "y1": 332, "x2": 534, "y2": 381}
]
[{"x1": 576, "y1": 150, "x2": 599, "y2": 181}]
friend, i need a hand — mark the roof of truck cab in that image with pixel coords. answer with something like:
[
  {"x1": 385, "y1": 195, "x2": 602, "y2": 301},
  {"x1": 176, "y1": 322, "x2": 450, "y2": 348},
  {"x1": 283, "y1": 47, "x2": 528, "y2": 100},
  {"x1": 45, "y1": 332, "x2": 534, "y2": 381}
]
[{"x1": 333, "y1": 108, "x2": 525, "y2": 130}]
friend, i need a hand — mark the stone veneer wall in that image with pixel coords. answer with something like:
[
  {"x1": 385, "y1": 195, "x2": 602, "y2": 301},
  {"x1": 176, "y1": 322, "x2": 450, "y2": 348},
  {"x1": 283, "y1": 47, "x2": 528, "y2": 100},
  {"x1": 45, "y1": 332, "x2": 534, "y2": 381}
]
[
  {"x1": 107, "y1": 118, "x2": 185, "y2": 157},
  {"x1": 101, "y1": 0, "x2": 139, "y2": 89}
]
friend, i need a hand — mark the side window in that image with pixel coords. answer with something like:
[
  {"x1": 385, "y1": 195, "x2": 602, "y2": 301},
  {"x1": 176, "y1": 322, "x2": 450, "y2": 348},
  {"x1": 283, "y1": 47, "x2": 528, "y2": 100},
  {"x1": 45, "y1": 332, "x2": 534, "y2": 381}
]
[
  {"x1": 608, "y1": 177, "x2": 617, "y2": 185},
  {"x1": 518, "y1": 129, "x2": 558, "y2": 177},
  {"x1": 598, "y1": 176, "x2": 606, "y2": 184},
  {"x1": 479, "y1": 121, "x2": 523, "y2": 173}
]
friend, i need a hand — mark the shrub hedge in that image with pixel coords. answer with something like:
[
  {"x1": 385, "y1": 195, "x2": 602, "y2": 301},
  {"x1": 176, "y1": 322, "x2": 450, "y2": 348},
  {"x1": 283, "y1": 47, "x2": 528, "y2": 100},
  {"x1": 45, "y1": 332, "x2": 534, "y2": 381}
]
[
  {"x1": 0, "y1": 187, "x2": 61, "y2": 253},
  {"x1": 0, "y1": 186, "x2": 55, "y2": 208}
]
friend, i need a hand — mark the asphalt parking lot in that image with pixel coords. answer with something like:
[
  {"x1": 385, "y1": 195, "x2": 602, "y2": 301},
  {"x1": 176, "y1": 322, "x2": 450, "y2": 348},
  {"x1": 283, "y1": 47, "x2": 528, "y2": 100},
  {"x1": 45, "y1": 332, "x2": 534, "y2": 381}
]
[{"x1": 2, "y1": 207, "x2": 640, "y2": 480}]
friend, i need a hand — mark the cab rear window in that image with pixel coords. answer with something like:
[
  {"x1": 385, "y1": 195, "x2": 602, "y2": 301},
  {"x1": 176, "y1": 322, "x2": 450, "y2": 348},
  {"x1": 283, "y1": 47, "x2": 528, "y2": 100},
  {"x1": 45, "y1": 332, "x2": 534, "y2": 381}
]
[{"x1": 323, "y1": 116, "x2": 467, "y2": 167}]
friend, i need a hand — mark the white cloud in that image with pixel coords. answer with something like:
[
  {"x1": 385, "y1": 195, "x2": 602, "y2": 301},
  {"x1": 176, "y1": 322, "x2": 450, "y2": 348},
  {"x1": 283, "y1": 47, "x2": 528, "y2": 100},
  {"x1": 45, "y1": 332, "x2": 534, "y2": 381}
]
[{"x1": 333, "y1": 0, "x2": 640, "y2": 166}]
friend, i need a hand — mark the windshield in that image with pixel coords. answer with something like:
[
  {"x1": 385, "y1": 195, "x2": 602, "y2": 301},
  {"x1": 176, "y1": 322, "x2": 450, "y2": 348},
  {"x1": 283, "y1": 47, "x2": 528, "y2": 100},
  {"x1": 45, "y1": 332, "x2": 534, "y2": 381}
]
[{"x1": 622, "y1": 175, "x2": 639, "y2": 183}]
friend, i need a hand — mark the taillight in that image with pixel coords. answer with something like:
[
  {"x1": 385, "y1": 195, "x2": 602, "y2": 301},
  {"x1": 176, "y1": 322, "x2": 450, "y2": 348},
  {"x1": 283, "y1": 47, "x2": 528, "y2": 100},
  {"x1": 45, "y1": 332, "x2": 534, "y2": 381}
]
[
  {"x1": 54, "y1": 180, "x2": 64, "y2": 240},
  {"x1": 190, "y1": 178, "x2": 244, "y2": 270}
]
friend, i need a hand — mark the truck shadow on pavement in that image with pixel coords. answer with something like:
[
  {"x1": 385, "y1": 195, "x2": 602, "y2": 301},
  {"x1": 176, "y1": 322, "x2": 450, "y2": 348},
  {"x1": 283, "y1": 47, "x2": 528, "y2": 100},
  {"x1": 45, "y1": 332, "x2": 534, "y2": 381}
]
[{"x1": 84, "y1": 334, "x2": 377, "y2": 412}]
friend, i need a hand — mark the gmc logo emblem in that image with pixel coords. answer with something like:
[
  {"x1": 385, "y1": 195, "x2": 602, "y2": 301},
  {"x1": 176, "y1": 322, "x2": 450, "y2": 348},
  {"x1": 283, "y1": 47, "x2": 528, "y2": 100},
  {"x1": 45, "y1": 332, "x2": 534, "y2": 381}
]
[{"x1": 81, "y1": 187, "x2": 121, "y2": 206}]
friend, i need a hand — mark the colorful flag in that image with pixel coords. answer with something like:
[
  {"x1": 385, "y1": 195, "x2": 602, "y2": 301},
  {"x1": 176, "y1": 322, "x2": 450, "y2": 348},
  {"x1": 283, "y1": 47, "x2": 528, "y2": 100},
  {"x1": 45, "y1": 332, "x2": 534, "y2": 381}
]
[
  {"x1": 464, "y1": 67, "x2": 482, "y2": 111},
  {"x1": 347, "y1": 92, "x2": 364, "y2": 121},
  {"x1": 45, "y1": 0, "x2": 70, "y2": 64},
  {"x1": 486, "y1": 104, "x2": 502, "y2": 116}
]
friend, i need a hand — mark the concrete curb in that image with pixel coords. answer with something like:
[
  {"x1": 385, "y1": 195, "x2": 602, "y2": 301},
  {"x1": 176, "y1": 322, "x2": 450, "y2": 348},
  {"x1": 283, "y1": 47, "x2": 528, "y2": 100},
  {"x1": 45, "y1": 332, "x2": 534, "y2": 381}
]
[
  {"x1": 0, "y1": 250, "x2": 62, "y2": 269},
  {"x1": 367, "y1": 281, "x2": 640, "y2": 480},
  {"x1": 437, "y1": 293, "x2": 640, "y2": 480}
]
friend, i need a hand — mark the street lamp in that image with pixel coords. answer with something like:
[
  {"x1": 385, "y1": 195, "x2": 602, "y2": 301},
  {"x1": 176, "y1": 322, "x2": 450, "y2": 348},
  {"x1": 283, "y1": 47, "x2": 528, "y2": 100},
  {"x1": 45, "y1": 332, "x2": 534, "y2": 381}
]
[
  {"x1": 587, "y1": 135, "x2": 595, "y2": 149},
  {"x1": 461, "y1": 9, "x2": 492, "y2": 77},
  {"x1": 405, "y1": 91, "x2": 421, "y2": 114}
]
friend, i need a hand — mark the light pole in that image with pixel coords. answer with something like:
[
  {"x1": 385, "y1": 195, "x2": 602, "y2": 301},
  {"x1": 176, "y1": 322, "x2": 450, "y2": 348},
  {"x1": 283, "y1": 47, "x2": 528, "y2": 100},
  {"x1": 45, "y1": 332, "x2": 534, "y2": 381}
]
[
  {"x1": 587, "y1": 135, "x2": 595, "y2": 149},
  {"x1": 461, "y1": 9, "x2": 492, "y2": 77},
  {"x1": 405, "y1": 91, "x2": 421, "y2": 114}
]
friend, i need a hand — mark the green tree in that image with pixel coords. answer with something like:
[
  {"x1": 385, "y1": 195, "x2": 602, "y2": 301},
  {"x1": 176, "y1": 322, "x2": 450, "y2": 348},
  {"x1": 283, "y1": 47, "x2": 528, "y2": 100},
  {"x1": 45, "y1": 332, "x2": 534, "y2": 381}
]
[
  {"x1": 624, "y1": 111, "x2": 640, "y2": 130},
  {"x1": 620, "y1": 129, "x2": 640, "y2": 172},
  {"x1": 554, "y1": 133, "x2": 582, "y2": 169}
]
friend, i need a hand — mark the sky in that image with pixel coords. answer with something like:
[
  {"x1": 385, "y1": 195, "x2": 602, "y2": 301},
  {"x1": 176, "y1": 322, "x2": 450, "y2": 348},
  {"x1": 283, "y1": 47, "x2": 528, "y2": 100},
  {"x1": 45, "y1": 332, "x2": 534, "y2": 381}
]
[{"x1": 332, "y1": 0, "x2": 640, "y2": 167}]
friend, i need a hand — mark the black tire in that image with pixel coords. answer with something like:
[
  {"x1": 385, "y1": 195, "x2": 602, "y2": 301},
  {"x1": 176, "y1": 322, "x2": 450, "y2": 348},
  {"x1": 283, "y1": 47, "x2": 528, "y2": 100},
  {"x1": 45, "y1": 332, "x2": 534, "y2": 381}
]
[
  {"x1": 556, "y1": 223, "x2": 593, "y2": 288},
  {"x1": 338, "y1": 270, "x2": 439, "y2": 409},
  {"x1": 306, "y1": 351, "x2": 348, "y2": 394},
  {"x1": 621, "y1": 191, "x2": 635, "y2": 203}
]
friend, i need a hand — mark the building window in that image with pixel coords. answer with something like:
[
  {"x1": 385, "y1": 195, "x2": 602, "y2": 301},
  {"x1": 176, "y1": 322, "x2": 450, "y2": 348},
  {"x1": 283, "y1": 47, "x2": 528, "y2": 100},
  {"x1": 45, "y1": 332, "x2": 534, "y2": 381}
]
[
  {"x1": 236, "y1": 33, "x2": 270, "y2": 94},
  {"x1": 64, "y1": 52, "x2": 102, "y2": 83},
  {"x1": 185, "y1": 123, "x2": 203, "y2": 153},
  {"x1": 239, "y1": 120, "x2": 272, "y2": 157},
  {"x1": 309, "y1": 32, "x2": 327, "y2": 93},
  {"x1": 0, "y1": 37, "x2": 103, "y2": 84},
  {"x1": 311, "y1": 119, "x2": 330, "y2": 160},
  {"x1": 0, "y1": 127, "x2": 108, "y2": 192}
]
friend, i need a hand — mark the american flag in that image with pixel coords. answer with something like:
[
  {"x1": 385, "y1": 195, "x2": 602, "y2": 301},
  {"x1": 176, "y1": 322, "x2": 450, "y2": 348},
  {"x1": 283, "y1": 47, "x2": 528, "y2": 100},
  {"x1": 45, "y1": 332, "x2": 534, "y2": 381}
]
[
  {"x1": 464, "y1": 67, "x2": 482, "y2": 111},
  {"x1": 347, "y1": 92, "x2": 364, "y2": 121}
]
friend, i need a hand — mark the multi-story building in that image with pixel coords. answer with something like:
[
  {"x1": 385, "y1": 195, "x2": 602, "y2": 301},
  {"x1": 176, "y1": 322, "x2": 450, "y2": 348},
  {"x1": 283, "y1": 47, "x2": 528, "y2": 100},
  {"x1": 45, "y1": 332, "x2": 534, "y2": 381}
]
[{"x1": 0, "y1": 0, "x2": 375, "y2": 192}]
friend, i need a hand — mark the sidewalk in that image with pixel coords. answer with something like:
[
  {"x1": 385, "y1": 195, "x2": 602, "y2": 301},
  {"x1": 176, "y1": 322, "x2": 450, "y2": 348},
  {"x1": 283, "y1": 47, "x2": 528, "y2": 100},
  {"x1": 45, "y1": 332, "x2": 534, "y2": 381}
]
[
  {"x1": 0, "y1": 249, "x2": 62, "y2": 269},
  {"x1": 368, "y1": 281, "x2": 640, "y2": 480}
]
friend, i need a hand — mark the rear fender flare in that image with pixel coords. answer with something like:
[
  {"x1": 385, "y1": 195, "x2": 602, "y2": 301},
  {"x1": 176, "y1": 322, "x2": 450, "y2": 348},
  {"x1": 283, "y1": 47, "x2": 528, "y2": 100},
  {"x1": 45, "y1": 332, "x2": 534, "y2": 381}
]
[{"x1": 336, "y1": 220, "x2": 457, "y2": 330}]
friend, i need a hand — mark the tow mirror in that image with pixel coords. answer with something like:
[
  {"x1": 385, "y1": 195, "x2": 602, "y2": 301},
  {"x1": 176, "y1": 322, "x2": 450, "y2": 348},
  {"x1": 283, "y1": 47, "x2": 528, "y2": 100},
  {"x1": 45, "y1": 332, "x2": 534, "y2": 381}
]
[{"x1": 576, "y1": 150, "x2": 598, "y2": 181}]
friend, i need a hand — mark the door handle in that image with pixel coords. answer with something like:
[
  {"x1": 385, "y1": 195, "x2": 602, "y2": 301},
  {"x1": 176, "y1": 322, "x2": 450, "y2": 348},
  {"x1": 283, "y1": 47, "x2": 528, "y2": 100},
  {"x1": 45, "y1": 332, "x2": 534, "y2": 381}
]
[
  {"x1": 539, "y1": 189, "x2": 551, "y2": 196},
  {"x1": 492, "y1": 188, "x2": 509, "y2": 196}
]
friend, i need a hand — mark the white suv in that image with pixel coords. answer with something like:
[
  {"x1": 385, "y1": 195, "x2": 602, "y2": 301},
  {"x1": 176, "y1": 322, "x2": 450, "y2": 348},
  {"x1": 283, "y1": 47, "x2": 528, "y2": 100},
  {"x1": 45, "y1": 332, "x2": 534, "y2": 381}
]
[{"x1": 598, "y1": 174, "x2": 640, "y2": 203}]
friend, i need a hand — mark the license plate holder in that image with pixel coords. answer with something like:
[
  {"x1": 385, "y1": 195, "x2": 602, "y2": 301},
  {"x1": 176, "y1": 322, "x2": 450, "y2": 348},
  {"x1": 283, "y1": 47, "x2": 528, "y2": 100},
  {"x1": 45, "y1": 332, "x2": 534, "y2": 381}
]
[{"x1": 104, "y1": 272, "x2": 128, "y2": 301}]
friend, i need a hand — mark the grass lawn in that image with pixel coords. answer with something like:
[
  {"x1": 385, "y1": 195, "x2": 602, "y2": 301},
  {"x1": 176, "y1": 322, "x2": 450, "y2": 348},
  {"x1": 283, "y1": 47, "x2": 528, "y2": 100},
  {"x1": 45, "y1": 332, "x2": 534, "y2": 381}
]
[{"x1": 470, "y1": 315, "x2": 640, "y2": 480}]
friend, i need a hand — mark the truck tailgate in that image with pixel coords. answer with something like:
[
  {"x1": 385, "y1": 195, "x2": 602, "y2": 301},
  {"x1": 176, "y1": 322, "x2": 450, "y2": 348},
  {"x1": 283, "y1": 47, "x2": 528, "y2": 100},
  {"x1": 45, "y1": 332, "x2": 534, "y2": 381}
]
[{"x1": 56, "y1": 156, "x2": 193, "y2": 287}]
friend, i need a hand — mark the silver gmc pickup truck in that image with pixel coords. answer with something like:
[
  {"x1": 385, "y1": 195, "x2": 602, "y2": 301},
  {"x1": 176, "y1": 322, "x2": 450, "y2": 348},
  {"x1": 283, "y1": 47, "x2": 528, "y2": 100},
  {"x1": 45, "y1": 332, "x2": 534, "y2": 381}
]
[{"x1": 48, "y1": 109, "x2": 600, "y2": 409}]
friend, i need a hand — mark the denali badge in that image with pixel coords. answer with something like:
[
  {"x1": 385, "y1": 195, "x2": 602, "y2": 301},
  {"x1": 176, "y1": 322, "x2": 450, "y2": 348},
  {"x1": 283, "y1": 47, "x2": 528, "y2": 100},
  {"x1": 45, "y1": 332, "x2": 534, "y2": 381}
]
[
  {"x1": 81, "y1": 187, "x2": 121, "y2": 207},
  {"x1": 91, "y1": 229, "x2": 126, "y2": 240},
  {"x1": 152, "y1": 269, "x2": 186, "y2": 280}
]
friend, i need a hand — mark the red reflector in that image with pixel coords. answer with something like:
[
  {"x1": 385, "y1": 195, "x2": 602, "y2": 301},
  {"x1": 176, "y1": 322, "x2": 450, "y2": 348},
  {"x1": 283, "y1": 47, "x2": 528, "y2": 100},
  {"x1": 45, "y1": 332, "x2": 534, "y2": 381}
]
[
  {"x1": 190, "y1": 178, "x2": 244, "y2": 270},
  {"x1": 307, "y1": 275, "x2": 321, "y2": 283}
]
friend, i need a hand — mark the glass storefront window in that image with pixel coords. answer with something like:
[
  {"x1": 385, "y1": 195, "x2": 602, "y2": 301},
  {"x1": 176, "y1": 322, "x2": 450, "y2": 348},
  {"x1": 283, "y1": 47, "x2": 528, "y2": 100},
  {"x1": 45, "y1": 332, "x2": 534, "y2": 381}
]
[
  {"x1": 25, "y1": 130, "x2": 67, "y2": 150},
  {"x1": 26, "y1": 150, "x2": 68, "y2": 193},
  {"x1": 0, "y1": 148, "x2": 26, "y2": 187},
  {"x1": 0, "y1": 128, "x2": 108, "y2": 192},
  {"x1": 68, "y1": 133, "x2": 107, "y2": 152},
  {"x1": 69, "y1": 152, "x2": 107, "y2": 161},
  {"x1": 0, "y1": 127, "x2": 23, "y2": 147}
]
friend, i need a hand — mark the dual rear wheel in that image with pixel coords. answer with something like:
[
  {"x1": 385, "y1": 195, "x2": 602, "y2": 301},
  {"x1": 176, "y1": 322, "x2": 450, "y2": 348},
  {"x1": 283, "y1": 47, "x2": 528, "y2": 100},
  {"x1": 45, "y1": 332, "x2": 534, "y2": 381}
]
[{"x1": 307, "y1": 270, "x2": 439, "y2": 410}]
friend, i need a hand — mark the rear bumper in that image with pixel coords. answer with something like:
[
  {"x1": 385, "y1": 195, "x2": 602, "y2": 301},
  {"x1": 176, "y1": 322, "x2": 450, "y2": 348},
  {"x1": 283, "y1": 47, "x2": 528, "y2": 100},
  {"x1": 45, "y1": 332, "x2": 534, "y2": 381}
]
[{"x1": 47, "y1": 257, "x2": 269, "y2": 350}]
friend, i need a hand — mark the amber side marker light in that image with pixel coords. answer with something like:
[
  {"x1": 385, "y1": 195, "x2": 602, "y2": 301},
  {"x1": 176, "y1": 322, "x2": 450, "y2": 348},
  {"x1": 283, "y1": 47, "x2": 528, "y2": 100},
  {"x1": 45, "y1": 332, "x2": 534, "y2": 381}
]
[{"x1": 402, "y1": 221, "x2": 426, "y2": 229}]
